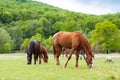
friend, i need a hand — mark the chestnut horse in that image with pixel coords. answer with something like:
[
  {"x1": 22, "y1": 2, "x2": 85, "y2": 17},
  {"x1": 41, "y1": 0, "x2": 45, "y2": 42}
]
[
  {"x1": 27, "y1": 40, "x2": 40, "y2": 65},
  {"x1": 53, "y1": 31, "x2": 94, "y2": 68},
  {"x1": 39, "y1": 45, "x2": 48, "y2": 64}
]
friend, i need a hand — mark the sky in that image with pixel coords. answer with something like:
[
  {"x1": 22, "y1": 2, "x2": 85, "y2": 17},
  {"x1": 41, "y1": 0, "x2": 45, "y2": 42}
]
[{"x1": 35, "y1": 0, "x2": 120, "y2": 15}]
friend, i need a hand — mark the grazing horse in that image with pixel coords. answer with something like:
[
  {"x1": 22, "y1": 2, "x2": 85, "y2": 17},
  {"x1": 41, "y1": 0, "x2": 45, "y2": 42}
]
[
  {"x1": 39, "y1": 45, "x2": 48, "y2": 64},
  {"x1": 53, "y1": 31, "x2": 94, "y2": 68},
  {"x1": 27, "y1": 40, "x2": 40, "y2": 65}
]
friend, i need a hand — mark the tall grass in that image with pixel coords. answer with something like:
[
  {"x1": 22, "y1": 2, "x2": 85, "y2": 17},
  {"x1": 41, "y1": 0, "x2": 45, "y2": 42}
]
[{"x1": 0, "y1": 53, "x2": 120, "y2": 80}]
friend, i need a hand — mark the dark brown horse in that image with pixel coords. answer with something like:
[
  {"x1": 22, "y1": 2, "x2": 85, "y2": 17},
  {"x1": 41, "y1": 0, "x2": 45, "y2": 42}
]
[
  {"x1": 53, "y1": 31, "x2": 94, "y2": 68},
  {"x1": 27, "y1": 40, "x2": 40, "y2": 65},
  {"x1": 39, "y1": 45, "x2": 48, "y2": 64}
]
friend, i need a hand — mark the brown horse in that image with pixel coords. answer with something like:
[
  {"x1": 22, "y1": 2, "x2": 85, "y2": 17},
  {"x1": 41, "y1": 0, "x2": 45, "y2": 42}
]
[
  {"x1": 39, "y1": 45, "x2": 48, "y2": 64},
  {"x1": 53, "y1": 31, "x2": 94, "y2": 68}
]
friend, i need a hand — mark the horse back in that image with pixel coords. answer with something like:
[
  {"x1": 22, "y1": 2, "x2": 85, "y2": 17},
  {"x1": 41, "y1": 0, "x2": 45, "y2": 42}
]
[
  {"x1": 53, "y1": 31, "x2": 80, "y2": 49},
  {"x1": 28, "y1": 40, "x2": 40, "y2": 53}
]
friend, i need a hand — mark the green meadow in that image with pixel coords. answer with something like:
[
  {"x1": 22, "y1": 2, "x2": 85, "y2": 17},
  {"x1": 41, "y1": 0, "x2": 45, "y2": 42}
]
[{"x1": 0, "y1": 53, "x2": 120, "y2": 80}]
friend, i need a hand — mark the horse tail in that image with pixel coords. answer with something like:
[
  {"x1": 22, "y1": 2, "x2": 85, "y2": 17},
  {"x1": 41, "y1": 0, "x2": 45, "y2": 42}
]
[{"x1": 53, "y1": 45, "x2": 56, "y2": 59}]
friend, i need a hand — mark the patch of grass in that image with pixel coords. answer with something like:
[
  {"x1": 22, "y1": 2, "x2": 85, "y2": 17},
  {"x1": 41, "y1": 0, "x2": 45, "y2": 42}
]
[{"x1": 0, "y1": 53, "x2": 120, "y2": 80}]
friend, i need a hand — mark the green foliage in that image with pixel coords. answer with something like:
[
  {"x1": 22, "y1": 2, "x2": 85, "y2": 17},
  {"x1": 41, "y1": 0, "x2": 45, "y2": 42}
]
[
  {"x1": 61, "y1": 21, "x2": 77, "y2": 32},
  {"x1": 39, "y1": 17, "x2": 51, "y2": 38},
  {"x1": 21, "y1": 38, "x2": 29, "y2": 52},
  {"x1": 4, "y1": 43, "x2": 12, "y2": 52},
  {"x1": 42, "y1": 36, "x2": 53, "y2": 51},
  {"x1": 7, "y1": 26, "x2": 23, "y2": 50},
  {"x1": 0, "y1": 28, "x2": 13, "y2": 53},
  {"x1": 111, "y1": 30, "x2": 120, "y2": 50},
  {"x1": 52, "y1": 21, "x2": 63, "y2": 33},
  {"x1": 29, "y1": 33, "x2": 43, "y2": 42},
  {"x1": 0, "y1": 0, "x2": 120, "y2": 52},
  {"x1": 91, "y1": 21, "x2": 119, "y2": 53}
]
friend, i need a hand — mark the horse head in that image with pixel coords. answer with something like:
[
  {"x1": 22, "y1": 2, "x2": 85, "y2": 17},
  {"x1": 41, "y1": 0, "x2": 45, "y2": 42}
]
[
  {"x1": 40, "y1": 45, "x2": 49, "y2": 63},
  {"x1": 27, "y1": 50, "x2": 32, "y2": 65},
  {"x1": 43, "y1": 56, "x2": 48, "y2": 63},
  {"x1": 86, "y1": 52, "x2": 94, "y2": 68},
  {"x1": 42, "y1": 52, "x2": 48, "y2": 63}
]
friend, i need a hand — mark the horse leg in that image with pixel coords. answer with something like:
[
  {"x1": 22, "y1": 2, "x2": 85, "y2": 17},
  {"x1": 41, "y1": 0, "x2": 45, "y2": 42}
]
[
  {"x1": 34, "y1": 52, "x2": 38, "y2": 65},
  {"x1": 34, "y1": 55, "x2": 36, "y2": 65},
  {"x1": 75, "y1": 50, "x2": 80, "y2": 68},
  {"x1": 56, "y1": 52, "x2": 60, "y2": 66},
  {"x1": 64, "y1": 49, "x2": 74, "y2": 68},
  {"x1": 27, "y1": 54, "x2": 32, "y2": 64},
  {"x1": 39, "y1": 54, "x2": 42, "y2": 64},
  {"x1": 65, "y1": 50, "x2": 69, "y2": 58}
]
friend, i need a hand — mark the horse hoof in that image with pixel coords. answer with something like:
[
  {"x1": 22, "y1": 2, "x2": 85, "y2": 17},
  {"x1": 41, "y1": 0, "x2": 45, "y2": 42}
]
[
  {"x1": 75, "y1": 65, "x2": 79, "y2": 68},
  {"x1": 89, "y1": 66, "x2": 93, "y2": 69},
  {"x1": 56, "y1": 63, "x2": 60, "y2": 66},
  {"x1": 75, "y1": 66, "x2": 79, "y2": 68},
  {"x1": 27, "y1": 63, "x2": 31, "y2": 65},
  {"x1": 64, "y1": 65, "x2": 67, "y2": 68}
]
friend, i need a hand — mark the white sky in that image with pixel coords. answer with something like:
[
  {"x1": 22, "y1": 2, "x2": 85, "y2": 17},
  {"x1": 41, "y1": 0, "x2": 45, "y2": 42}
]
[{"x1": 34, "y1": 0, "x2": 120, "y2": 15}]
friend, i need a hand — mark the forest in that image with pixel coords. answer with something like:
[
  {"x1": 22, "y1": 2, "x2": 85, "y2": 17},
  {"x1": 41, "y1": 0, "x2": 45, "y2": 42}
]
[{"x1": 0, "y1": 0, "x2": 120, "y2": 53}]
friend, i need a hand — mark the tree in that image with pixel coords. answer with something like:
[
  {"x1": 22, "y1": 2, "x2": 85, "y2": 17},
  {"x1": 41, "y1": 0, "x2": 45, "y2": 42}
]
[
  {"x1": 52, "y1": 21, "x2": 64, "y2": 33},
  {"x1": 39, "y1": 17, "x2": 51, "y2": 38},
  {"x1": 111, "y1": 30, "x2": 120, "y2": 51},
  {"x1": 42, "y1": 36, "x2": 53, "y2": 51},
  {"x1": 21, "y1": 33, "x2": 43, "y2": 52},
  {"x1": 29, "y1": 33, "x2": 43, "y2": 43},
  {"x1": 60, "y1": 21, "x2": 77, "y2": 32},
  {"x1": 0, "y1": 28, "x2": 13, "y2": 53},
  {"x1": 1, "y1": 10, "x2": 13, "y2": 23},
  {"x1": 21, "y1": 38, "x2": 29, "y2": 52},
  {"x1": 91, "y1": 21, "x2": 119, "y2": 53},
  {"x1": 7, "y1": 26, "x2": 23, "y2": 50}
]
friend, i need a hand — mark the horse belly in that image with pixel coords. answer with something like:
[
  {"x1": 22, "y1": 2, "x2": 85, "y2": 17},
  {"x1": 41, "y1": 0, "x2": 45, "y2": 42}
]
[
  {"x1": 59, "y1": 36, "x2": 72, "y2": 49},
  {"x1": 61, "y1": 42, "x2": 72, "y2": 49}
]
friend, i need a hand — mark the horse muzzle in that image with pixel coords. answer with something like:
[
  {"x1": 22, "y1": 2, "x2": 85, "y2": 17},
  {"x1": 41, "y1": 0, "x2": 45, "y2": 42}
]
[{"x1": 88, "y1": 63, "x2": 93, "y2": 69}]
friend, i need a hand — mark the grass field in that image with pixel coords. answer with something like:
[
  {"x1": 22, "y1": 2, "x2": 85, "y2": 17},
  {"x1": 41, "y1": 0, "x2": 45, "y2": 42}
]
[{"x1": 0, "y1": 53, "x2": 120, "y2": 80}]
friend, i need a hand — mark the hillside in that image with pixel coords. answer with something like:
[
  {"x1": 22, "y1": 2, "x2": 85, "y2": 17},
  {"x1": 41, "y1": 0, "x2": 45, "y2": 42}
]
[{"x1": 0, "y1": 0, "x2": 120, "y2": 52}]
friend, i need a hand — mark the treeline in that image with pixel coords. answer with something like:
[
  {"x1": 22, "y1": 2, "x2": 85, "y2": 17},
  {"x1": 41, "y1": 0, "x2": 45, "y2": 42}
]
[{"x1": 0, "y1": 0, "x2": 120, "y2": 53}]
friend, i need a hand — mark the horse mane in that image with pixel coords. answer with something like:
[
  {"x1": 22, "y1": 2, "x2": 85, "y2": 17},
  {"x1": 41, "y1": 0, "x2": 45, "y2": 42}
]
[{"x1": 76, "y1": 32, "x2": 94, "y2": 58}]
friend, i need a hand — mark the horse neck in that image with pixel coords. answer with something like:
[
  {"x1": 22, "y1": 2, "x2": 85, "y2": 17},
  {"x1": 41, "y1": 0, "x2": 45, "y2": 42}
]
[
  {"x1": 78, "y1": 33, "x2": 92, "y2": 57},
  {"x1": 43, "y1": 50, "x2": 48, "y2": 58},
  {"x1": 41, "y1": 46, "x2": 48, "y2": 58}
]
